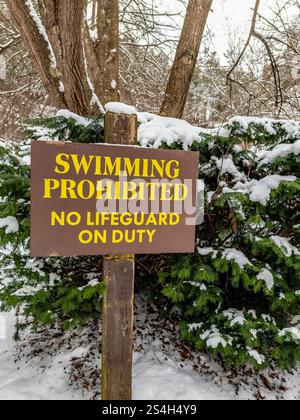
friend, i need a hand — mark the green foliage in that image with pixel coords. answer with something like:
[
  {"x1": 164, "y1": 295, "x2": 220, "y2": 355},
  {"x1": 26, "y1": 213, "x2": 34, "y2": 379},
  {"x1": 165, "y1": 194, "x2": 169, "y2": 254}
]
[
  {"x1": 25, "y1": 113, "x2": 105, "y2": 143},
  {"x1": 0, "y1": 122, "x2": 105, "y2": 332},
  {"x1": 0, "y1": 112, "x2": 299, "y2": 369}
]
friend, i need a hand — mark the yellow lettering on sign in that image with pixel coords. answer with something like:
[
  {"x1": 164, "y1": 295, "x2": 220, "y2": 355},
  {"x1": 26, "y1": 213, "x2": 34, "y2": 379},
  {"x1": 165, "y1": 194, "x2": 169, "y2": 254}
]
[
  {"x1": 112, "y1": 230, "x2": 123, "y2": 243},
  {"x1": 173, "y1": 184, "x2": 188, "y2": 201},
  {"x1": 44, "y1": 179, "x2": 60, "y2": 198},
  {"x1": 170, "y1": 213, "x2": 180, "y2": 225},
  {"x1": 55, "y1": 154, "x2": 70, "y2": 174},
  {"x1": 79, "y1": 230, "x2": 93, "y2": 244},
  {"x1": 94, "y1": 230, "x2": 107, "y2": 244},
  {"x1": 123, "y1": 158, "x2": 141, "y2": 177},
  {"x1": 147, "y1": 230, "x2": 156, "y2": 243},
  {"x1": 51, "y1": 211, "x2": 81, "y2": 226},
  {"x1": 53, "y1": 153, "x2": 182, "y2": 179},
  {"x1": 103, "y1": 157, "x2": 122, "y2": 176},
  {"x1": 60, "y1": 179, "x2": 77, "y2": 199},
  {"x1": 166, "y1": 160, "x2": 180, "y2": 179},
  {"x1": 71, "y1": 154, "x2": 94, "y2": 175},
  {"x1": 77, "y1": 180, "x2": 95, "y2": 200}
]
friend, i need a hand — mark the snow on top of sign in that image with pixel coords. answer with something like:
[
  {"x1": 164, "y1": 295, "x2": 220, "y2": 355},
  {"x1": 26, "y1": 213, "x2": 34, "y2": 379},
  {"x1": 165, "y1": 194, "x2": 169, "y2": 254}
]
[{"x1": 105, "y1": 102, "x2": 138, "y2": 115}]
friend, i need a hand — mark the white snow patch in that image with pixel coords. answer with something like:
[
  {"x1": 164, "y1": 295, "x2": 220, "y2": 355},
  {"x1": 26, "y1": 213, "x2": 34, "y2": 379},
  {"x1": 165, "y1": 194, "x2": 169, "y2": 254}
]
[
  {"x1": 25, "y1": 260, "x2": 45, "y2": 276},
  {"x1": 78, "y1": 279, "x2": 99, "y2": 291},
  {"x1": 248, "y1": 310, "x2": 257, "y2": 319},
  {"x1": 223, "y1": 309, "x2": 246, "y2": 326},
  {"x1": 262, "y1": 314, "x2": 276, "y2": 325},
  {"x1": 258, "y1": 140, "x2": 300, "y2": 166},
  {"x1": 138, "y1": 115, "x2": 206, "y2": 150},
  {"x1": 219, "y1": 116, "x2": 300, "y2": 140},
  {"x1": 292, "y1": 315, "x2": 300, "y2": 326},
  {"x1": 188, "y1": 323, "x2": 203, "y2": 332},
  {"x1": 56, "y1": 110, "x2": 92, "y2": 127},
  {"x1": 200, "y1": 326, "x2": 229, "y2": 349},
  {"x1": 58, "y1": 81, "x2": 65, "y2": 93},
  {"x1": 184, "y1": 281, "x2": 207, "y2": 290},
  {"x1": 49, "y1": 273, "x2": 60, "y2": 287},
  {"x1": 133, "y1": 351, "x2": 232, "y2": 400},
  {"x1": 25, "y1": 0, "x2": 57, "y2": 69},
  {"x1": 250, "y1": 329, "x2": 258, "y2": 339},
  {"x1": 0, "y1": 312, "x2": 80, "y2": 400},
  {"x1": 198, "y1": 247, "x2": 216, "y2": 256},
  {"x1": 89, "y1": 28, "x2": 98, "y2": 42},
  {"x1": 0, "y1": 217, "x2": 19, "y2": 234},
  {"x1": 257, "y1": 268, "x2": 274, "y2": 290},
  {"x1": 232, "y1": 175, "x2": 296, "y2": 206},
  {"x1": 222, "y1": 249, "x2": 251, "y2": 268},
  {"x1": 212, "y1": 155, "x2": 243, "y2": 180},
  {"x1": 278, "y1": 327, "x2": 300, "y2": 340},
  {"x1": 0, "y1": 307, "x2": 299, "y2": 400}
]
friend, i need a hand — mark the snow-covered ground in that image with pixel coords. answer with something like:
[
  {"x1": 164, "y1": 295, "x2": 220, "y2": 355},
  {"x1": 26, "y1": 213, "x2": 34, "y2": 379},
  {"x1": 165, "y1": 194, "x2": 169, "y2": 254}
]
[
  {"x1": 0, "y1": 299, "x2": 299, "y2": 400},
  {"x1": 0, "y1": 312, "x2": 79, "y2": 400}
]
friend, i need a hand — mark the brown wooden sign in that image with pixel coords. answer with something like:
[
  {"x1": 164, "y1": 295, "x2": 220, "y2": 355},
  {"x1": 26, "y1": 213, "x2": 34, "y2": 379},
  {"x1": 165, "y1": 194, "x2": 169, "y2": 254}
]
[{"x1": 30, "y1": 141, "x2": 199, "y2": 257}]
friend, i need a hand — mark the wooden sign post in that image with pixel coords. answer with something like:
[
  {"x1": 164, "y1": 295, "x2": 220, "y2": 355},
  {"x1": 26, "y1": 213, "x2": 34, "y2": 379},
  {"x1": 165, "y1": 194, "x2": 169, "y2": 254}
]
[{"x1": 102, "y1": 112, "x2": 137, "y2": 400}]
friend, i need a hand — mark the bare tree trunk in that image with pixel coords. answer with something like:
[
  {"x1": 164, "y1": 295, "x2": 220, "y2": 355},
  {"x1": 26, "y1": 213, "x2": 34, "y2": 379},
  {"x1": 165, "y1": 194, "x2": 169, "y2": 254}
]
[
  {"x1": 5, "y1": 0, "x2": 120, "y2": 115},
  {"x1": 5, "y1": 0, "x2": 66, "y2": 110},
  {"x1": 95, "y1": 0, "x2": 120, "y2": 104},
  {"x1": 55, "y1": 0, "x2": 92, "y2": 115},
  {"x1": 160, "y1": 0, "x2": 212, "y2": 119},
  {"x1": 91, "y1": 0, "x2": 97, "y2": 27}
]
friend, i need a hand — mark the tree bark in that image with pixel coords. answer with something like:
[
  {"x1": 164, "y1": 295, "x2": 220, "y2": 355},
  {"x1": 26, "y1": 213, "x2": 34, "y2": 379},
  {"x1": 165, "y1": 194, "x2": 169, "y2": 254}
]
[
  {"x1": 95, "y1": 0, "x2": 120, "y2": 105},
  {"x1": 55, "y1": 0, "x2": 92, "y2": 115},
  {"x1": 6, "y1": 0, "x2": 66, "y2": 110},
  {"x1": 6, "y1": 0, "x2": 94, "y2": 115},
  {"x1": 160, "y1": 0, "x2": 212, "y2": 119},
  {"x1": 38, "y1": 0, "x2": 94, "y2": 115}
]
